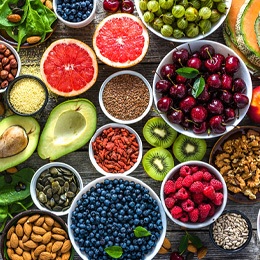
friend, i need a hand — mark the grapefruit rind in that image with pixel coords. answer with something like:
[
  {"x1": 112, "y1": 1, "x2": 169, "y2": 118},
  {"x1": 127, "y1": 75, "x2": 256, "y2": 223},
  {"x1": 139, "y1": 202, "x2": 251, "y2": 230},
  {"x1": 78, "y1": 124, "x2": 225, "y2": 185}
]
[
  {"x1": 40, "y1": 38, "x2": 98, "y2": 97},
  {"x1": 93, "y1": 13, "x2": 149, "y2": 68}
]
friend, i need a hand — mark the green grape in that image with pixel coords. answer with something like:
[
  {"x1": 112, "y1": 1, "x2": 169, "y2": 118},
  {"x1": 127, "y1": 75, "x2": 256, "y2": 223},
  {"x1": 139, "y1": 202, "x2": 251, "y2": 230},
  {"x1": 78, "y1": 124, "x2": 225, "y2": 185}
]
[
  {"x1": 199, "y1": 7, "x2": 212, "y2": 19},
  {"x1": 189, "y1": 0, "x2": 201, "y2": 10},
  {"x1": 162, "y1": 12, "x2": 175, "y2": 24},
  {"x1": 143, "y1": 11, "x2": 155, "y2": 23},
  {"x1": 172, "y1": 5, "x2": 185, "y2": 18},
  {"x1": 161, "y1": 24, "x2": 174, "y2": 36},
  {"x1": 177, "y1": 0, "x2": 189, "y2": 9},
  {"x1": 185, "y1": 7, "x2": 199, "y2": 22},
  {"x1": 173, "y1": 28, "x2": 185, "y2": 38},
  {"x1": 155, "y1": 6, "x2": 164, "y2": 16},
  {"x1": 209, "y1": 9, "x2": 221, "y2": 23},
  {"x1": 159, "y1": 0, "x2": 174, "y2": 10},
  {"x1": 199, "y1": 19, "x2": 212, "y2": 34},
  {"x1": 185, "y1": 22, "x2": 199, "y2": 37},
  {"x1": 217, "y1": 2, "x2": 227, "y2": 13},
  {"x1": 177, "y1": 17, "x2": 188, "y2": 29},
  {"x1": 200, "y1": 0, "x2": 213, "y2": 9},
  {"x1": 139, "y1": 0, "x2": 148, "y2": 11},
  {"x1": 152, "y1": 17, "x2": 164, "y2": 31},
  {"x1": 147, "y1": 0, "x2": 160, "y2": 12}
]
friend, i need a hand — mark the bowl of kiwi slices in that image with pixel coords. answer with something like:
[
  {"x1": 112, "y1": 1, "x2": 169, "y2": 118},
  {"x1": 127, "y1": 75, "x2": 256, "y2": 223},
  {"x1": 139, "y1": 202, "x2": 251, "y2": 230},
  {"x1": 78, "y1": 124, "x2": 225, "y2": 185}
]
[
  {"x1": 153, "y1": 40, "x2": 252, "y2": 139},
  {"x1": 160, "y1": 161, "x2": 228, "y2": 229}
]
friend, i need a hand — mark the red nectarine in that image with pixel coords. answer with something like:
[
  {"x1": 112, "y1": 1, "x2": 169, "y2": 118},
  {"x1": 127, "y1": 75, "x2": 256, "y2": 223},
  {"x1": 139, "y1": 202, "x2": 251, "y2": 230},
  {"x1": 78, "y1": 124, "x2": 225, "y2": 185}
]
[{"x1": 247, "y1": 86, "x2": 260, "y2": 123}]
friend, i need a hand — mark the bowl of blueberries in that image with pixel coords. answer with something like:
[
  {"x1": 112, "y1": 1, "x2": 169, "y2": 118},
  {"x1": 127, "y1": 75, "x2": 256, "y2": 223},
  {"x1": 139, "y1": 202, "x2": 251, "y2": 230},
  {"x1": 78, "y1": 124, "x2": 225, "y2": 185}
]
[
  {"x1": 53, "y1": 0, "x2": 97, "y2": 28},
  {"x1": 68, "y1": 175, "x2": 167, "y2": 260},
  {"x1": 153, "y1": 40, "x2": 252, "y2": 139}
]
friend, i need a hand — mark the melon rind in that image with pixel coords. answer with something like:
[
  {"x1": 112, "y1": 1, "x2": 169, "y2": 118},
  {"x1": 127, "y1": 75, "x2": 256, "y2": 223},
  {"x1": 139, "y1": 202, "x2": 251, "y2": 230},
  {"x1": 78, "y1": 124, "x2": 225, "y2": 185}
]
[{"x1": 255, "y1": 13, "x2": 260, "y2": 48}]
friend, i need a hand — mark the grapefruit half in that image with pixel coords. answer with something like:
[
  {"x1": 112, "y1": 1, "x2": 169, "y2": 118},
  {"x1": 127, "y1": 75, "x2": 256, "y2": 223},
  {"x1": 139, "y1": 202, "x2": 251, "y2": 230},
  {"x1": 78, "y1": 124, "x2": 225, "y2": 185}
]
[
  {"x1": 93, "y1": 13, "x2": 149, "y2": 68},
  {"x1": 40, "y1": 39, "x2": 98, "y2": 97}
]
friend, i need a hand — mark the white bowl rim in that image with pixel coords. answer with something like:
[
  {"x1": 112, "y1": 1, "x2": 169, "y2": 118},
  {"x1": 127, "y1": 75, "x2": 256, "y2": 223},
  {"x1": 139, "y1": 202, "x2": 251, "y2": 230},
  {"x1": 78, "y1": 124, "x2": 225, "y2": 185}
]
[
  {"x1": 135, "y1": 0, "x2": 232, "y2": 43},
  {"x1": 99, "y1": 70, "x2": 153, "y2": 124},
  {"x1": 160, "y1": 160, "x2": 228, "y2": 229},
  {"x1": 153, "y1": 39, "x2": 252, "y2": 139},
  {"x1": 30, "y1": 162, "x2": 83, "y2": 216},
  {"x1": 257, "y1": 209, "x2": 260, "y2": 241},
  {"x1": 89, "y1": 123, "x2": 143, "y2": 176},
  {"x1": 0, "y1": 40, "x2": 21, "y2": 93},
  {"x1": 53, "y1": 0, "x2": 96, "y2": 28},
  {"x1": 67, "y1": 175, "x2": 167, "y2": 260}
]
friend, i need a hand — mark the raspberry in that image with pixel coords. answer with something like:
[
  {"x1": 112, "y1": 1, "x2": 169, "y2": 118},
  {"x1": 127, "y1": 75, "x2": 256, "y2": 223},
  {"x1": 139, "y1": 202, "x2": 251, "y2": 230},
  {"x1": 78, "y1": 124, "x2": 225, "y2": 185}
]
[
  {"x1": 189, "y1": 208, "x2": 199, "y2": 222},
  {"x1": 192, "y1": 171, "x2": 204, "y2": 181},
  {"x1": 182, "y1": 175, "x2": 193, "y2": 188},
  {"x1": 210, "y1": 179, "x2": 223, "y2": 191},
  {"x1": 180, "y1": 212, "x2": 189, "y2": 222},
  {"x1": 189, "y1": 181, "x2": 204, "y2": 193},
  {"x1": 164, "y1": 180, "x2": 176, "y2": 194},
  {"x1": 203, "y1": 185, "x2": 216, "y2": 200},
  {"x1": 200, "y1": 166, "x2": 209, "y2": 172},
  {"x1": 198, "y1": 203, "x2": 211, "y2": 219},
  {"x1": 175, "y1": 176, "x2": 183, "y2": 190},
  {"x1": 175, "y1": 187, "x2": 189, "y2": 200},
  {"x1": 192, "y1": 193, "x2": 205, "y2": 204},
  {"x1": 190, "y1": 165, "x2": 199, "y2": 173},
  {"x1": 181, "y1": 199, "x2": 194, "y2": 212},
  {"x1": 179, "y1": 165, "x2": 191, "y2": 177},
  {"x1": 170, "y1": 206, "x2": 183, "y2": 219},
  {"x1": 164, "y1": 197, "x2": 176, "y2": 209},
  {"x1": 213, "y1": 192, "x2": 223, "y2": 206},
  {"x1": 208, "y1": 202, "x2": 216, "y2": 217},
  {"x1": 203, "y1": 171, "x2": 213, "y2": 181}
]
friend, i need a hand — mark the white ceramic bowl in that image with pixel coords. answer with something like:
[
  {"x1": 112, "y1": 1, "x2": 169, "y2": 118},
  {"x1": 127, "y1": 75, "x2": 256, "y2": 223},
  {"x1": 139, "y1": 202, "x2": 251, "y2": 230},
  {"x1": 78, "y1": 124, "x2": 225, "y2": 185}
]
[
  {"x1": 160, "y1": 161, "x2": 228, "y2": 229},
  {"x1": 30, "y1": 162, "x2": 83, "y2": 216},
  {"x1": 153, "y1": 40, "x2": 252, "y2": 139},
  {"x1": 99, "y1": 70, "x2": 153, "y2": 124},
  {"x1": 53, "y1": 0, "x2": 96, "y2": 28},
  {"x1": 89, "y1": 123, "x2": 143, "y2": 175},
  {"x1": 68, "y1": 175, "x2": 167, "y2": 260},
  {"x1": 135, "y1": 0, "x2": 232, "y2": 42},
  {"x1": 0, "y1": 40, "x2": 21, "y2": 93},
  {"x1": 258, "y1": 209, "x2": 260, "y2": 241}
]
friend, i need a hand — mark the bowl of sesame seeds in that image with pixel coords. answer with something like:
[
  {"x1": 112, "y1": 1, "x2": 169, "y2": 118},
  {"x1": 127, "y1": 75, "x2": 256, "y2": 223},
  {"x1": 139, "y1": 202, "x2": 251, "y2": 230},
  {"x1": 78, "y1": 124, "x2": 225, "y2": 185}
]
[
  {"x1": 99, "y1": 70, "x2": 153, "y2": 124},
  {"x1": 5, "y1": 75, "x2": 48, "y2": 116}
]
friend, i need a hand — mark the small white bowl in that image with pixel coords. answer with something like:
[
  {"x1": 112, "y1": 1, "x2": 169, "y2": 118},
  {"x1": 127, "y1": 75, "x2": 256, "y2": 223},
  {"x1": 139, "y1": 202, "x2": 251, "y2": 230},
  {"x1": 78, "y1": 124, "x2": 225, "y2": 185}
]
[
  {"x1": 30, "y1": 162, "x2": 83, "y2": 216},
  {"x1": 135, "y1": 0, "x2": 232, "y2": 42},
  {"x1": 68, "y1": 175, "x2": 167, "y2": 260},
  {"x1": 89, "y1": 123, "x2": 143, "y2": 176},
  {"x1": 53, "y1": 0, "x2": 96, "y2": 28},
  {"x1": 160, "y1": 161, "x2": 228, "y2": 229},
  {"x1": 257, "y1": 209, "x2": 260, "y2": 241},
  {"x1": 99, "y1": 70, "x2": 153, "y2": 124},
  {"x1": 153, "y1": 40, "x2": 252, "y2": 139},
  {"x1": 0, "y1": 40, "x2": 21, "y2": 93}
]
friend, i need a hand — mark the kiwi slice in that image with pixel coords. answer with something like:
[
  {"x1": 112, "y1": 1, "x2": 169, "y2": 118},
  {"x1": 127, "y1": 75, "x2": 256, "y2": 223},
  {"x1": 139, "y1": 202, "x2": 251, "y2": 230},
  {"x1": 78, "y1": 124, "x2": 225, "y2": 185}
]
[
  {"x1": 172, "y1": 134, "x2": 207, "y2": 163},
  {"x1": 142, "y1": 147, "x2": 174, "y2": 181},
  {"x1": 143, "y1": 117, "x2": 177, "y2": 148}
]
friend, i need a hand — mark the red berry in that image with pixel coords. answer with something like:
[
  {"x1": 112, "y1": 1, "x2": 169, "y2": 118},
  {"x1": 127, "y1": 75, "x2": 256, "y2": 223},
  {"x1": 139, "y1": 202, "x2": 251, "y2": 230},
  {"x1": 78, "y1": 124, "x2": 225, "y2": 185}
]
[
  {"x1": 170, "y1": 206, "x2": 183, "y2": 219},
  {"x1": 213, "y1": 192, "x2": 224, "y2": 206},
  {"x1": 175, "y1": 187, "x2": 189, "y2": 200},
  {"x1": 189, "y1": 208, "x2": 199, "y2": 222},
  {"x1": 182, "y1": 175, "x2": 193, "y2": 188},
  {"x1": 180, "y1": 212, "x2": 189, "y2": 222},
  {"x1": 189, "y1": 181, "x2": 204, "y2": 193},
  {"x1": 198, "y1": 203, "x2": 211, "y2": 219},
  {"x1": 203, "y1": 185, "x2": 216, "y2": 200},
  {"x1": 175, "y1": 176, "x2": 184, "y2": 190},
  {"x1": 165, "y1": 197, "x2": 176, "y2": 209},
  {"x1": 210, "y1": 179, "x2": 223, "y2": 190},
  {"x1": 181, "y1": 199, "x2": 195, "y2": 212},
  {"x1": 192, "y1": 192, "x2": 205, "y2": 204},
  {"x1": 179, "y1": 165, "x2": 192, "y2": 177},
  {"x1": 170, "y1": 251, "x2": 185, "y2": 260},
  {"x1": 192, "y1": 171, "x2": 204, "y2": 181},
  {"x1": 203, "y1": 171, "x2": 213, "y2": 181},
  {"x1": 164, "y1": 180, "x2": 176, "y2": 194}
]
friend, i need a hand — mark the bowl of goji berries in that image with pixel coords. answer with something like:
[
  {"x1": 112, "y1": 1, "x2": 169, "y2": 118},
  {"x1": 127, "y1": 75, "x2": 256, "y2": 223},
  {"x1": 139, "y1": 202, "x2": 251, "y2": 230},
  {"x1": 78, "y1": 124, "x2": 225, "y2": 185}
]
[
  {"x1": 89, "y1": 123, "x2": 143, "y2": 176},
  {"x1": 160, "y1": 161, "x2": 228, "y2": 229}
]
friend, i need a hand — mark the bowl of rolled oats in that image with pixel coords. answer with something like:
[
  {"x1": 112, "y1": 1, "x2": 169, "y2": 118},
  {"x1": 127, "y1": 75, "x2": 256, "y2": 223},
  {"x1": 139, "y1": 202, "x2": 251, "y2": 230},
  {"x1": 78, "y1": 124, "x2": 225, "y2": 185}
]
[{"x1": 209, "y1": 126, "x2": 260, "y2": 203}]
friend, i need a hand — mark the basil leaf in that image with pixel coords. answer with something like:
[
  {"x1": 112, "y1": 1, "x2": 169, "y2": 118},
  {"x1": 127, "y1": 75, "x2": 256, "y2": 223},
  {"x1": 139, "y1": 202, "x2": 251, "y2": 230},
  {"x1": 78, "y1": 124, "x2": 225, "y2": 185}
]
[
  {"x1": 176, "y1": 67, "x2": 199, "y2": 79},
  {"x1": 105, "y1": 246, "x2": 123, "y2": 259},
  {"x1": 134, "y1": 226, "x2": 151, "y2": 237},
  {"x1": 192, "y1": 77, "x2": 205, "y2": 98},
  {"x1": 188, "y1": 233, "x2": 203, "y2": 249},
  {"x1": 178, "y1": 234, "x2": 189, "y2": 255}
]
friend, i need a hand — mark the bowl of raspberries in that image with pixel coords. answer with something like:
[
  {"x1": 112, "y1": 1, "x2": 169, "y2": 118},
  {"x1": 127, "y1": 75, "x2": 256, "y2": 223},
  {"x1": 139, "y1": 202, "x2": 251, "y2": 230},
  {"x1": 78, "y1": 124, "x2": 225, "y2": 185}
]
[{"x1": 160, "y1": 161, "x2": 228, "y2": 229}]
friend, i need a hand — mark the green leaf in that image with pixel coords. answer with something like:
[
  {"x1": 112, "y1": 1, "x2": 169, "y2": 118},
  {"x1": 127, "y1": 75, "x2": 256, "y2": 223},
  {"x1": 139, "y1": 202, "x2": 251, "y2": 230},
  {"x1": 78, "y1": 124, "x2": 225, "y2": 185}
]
[
  {"x1": 192, "y1": 77, "x2": 205, "y2": 98},
  {"x1": 178, "y1": 233, "x2": 189, "y2": 255},
  {"x1": 187, "y1": 233, "x2": 203, "y2": 249},
  {"x1": 134, "y1": 226, "x2": 151, "y2": 237},
  {"x1": 176, "y1": 67, "x2": 199, "y2": 79},
  {"x1": 105, "y1": 246, "x2": 123, "y2": 259}
]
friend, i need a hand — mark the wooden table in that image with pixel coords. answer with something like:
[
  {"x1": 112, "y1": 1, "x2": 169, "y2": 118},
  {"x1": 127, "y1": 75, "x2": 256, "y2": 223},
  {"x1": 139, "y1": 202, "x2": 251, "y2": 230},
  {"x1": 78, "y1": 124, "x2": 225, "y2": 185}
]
[{"x1": 1, "y1": 2, "x2": 260, "y2": 259}]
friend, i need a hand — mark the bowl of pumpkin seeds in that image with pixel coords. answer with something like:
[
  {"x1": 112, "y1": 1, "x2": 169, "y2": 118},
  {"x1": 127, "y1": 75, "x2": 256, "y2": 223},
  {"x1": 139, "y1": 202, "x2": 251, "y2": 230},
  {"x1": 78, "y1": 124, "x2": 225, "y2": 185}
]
[{"x1": 30, "y1": 162, "x2": 83, "y2": 216}]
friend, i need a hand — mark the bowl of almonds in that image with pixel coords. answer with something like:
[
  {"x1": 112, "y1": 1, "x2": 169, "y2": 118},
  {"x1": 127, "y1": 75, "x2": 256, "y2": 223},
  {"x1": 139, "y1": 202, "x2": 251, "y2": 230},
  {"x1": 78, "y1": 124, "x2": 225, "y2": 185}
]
[{"x1": 0, "y1": 209, "x2": 74, "y2": 260}]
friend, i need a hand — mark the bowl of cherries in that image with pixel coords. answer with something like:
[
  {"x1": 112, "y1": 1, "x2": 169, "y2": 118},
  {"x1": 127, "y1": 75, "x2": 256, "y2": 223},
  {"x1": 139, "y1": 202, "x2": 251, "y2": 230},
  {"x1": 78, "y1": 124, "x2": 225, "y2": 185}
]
[{"x1": 153, "y1": 40, "x2": 252, "y2": 139}]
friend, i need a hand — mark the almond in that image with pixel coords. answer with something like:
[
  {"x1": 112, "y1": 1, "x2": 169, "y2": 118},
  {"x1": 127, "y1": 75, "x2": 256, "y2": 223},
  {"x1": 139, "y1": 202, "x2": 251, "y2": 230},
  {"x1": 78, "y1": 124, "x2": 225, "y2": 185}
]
[
  {"x1": 26, "y1": 36, "x2": 41, "y2": 45},
  {"x1": 44, "y1": 216, "x2": 55, "y2": 227},
  {"x1": 9, "y1": 254, "x2": 23, "y2": 260},
  {"x1": 31, "y1": 232, "x2": 43, "y2": 243},
  {"x1": 17, "y1": 216, "x2": 29, "y2": 225},
  {"x1": 56, "y1": 257, "x2": 62, "y2": 260},
  {"x1": 7, "y1": 226, "x2": 15, "y2": 240},
  {"x1": 22, "y1": 234, "x2": 29, "y2": 243},
  {"x1": 23, "y1": 240, "x2": 38, "y2": 249},
  {"x1": 6, "y1": 166, "x2": 18, "y2": 173},
  {"x1": 7, "y1": 14, "x2": 21, "y2": 23},
  {"x1": 61, "y1": 251, "x2": 71, "y2": 260},
  {"x1": 15, "y1": 224, "x2": 24, "y2": 238},
  {"x1": 33, "y1": 226, "x2": 47, "y2": 235},
  {"x1": 7, "y1": 248, "x2": 14, "y2": 259},
  {"x1": 197, "y1": 246, "x2": 208, "y2": 259},
  {"x1": 14, "y1": 246, "x2": 23, "y2": 255},
  {"x1": 45, "y1": 0, "x2": 53, "y2": 10},
  {"x1": 10, "y1": 232, "x2": 19, "y2": 249},
  {"x1": 42, "y1": 231, "x2": 52, "y2": 244},
  {"x1": 42, "y1": 222, "x2": 52, "y2": 231},
  {"x1": 34, "y1": 216, "x2": 45, "y2": 226},
  {"x1": 53, "y1": 220, "x2": 62, "y2": 228},
  {"x1": 60, "y1": 240, "x2": 71, "y2": 254},
  {"x1": 46, "y1": 242, "x2": 53, "y2": 253},
  {"x1": 187, "y1": 244, "x2": 197, "y2": 253},
  {"x1": 22, "y1": 251, "x2": 32, "y2": 260},
  {"x1": 6, "y1": 241, "x2": 11, "y2": 248},
  {"x1": 18, "y1": 240, "x2": 25, "y2": 250},
  {"x1": 52, "y1": 241, "x2": 63, "y2": 253},
  {"x1": 24, "y1": 222, "x2": 32, "y2": 237},
  {"x1": 28, "y1": 214, "x2": 41, "y2": 223},
  {"x1": 52, "y1": 234, "x2": 65, "y2": 241},
  {"x1": 52, "y1": 227, "x2": 68, "y2": 237},
  {"x1": 33, "y1": 244, "x2": 46, "y2": 256},
  {"x1": 39, "y1": 251, "x2": 53, "y2": 260}
]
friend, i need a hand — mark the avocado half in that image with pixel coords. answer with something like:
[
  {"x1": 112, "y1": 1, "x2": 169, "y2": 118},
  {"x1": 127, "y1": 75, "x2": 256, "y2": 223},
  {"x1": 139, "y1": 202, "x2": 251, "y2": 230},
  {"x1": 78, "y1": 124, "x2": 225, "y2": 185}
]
[
  {"x1": 0, "y1": 115, "x2": 40, "y2": 172},
  {"x1": 37, "y1": 98, "x2": 97, "y2": 160}
]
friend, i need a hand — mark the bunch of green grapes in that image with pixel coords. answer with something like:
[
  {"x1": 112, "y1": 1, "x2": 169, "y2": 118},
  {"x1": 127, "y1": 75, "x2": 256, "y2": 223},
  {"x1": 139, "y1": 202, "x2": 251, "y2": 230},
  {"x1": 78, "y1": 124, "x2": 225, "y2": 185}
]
[{"x1": 139, "y1": 0, "x2": 228, "y2": 39}]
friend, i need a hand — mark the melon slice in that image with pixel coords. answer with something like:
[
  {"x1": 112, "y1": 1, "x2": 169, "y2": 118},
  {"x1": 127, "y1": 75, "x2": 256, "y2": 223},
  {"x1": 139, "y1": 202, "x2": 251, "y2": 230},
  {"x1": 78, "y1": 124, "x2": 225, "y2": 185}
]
[{"x1": 255, "y1": 13, "x2": 260, "y2": 48}]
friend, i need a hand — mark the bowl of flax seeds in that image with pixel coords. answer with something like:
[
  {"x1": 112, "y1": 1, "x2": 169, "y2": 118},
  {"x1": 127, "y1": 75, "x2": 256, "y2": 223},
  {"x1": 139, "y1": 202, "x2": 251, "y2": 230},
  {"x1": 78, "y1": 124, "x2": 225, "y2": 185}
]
[{"x1": 99, "y1": 70, "x2": 153, "y2": 124}]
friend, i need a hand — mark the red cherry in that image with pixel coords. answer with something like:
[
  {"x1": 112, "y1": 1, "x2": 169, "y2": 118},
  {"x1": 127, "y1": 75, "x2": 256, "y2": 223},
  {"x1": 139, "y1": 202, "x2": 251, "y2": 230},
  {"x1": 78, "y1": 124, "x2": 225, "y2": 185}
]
[
  {"x1": 157, "y1": 97, "x2": 173, "y2": 112},
  {"x1": 179, "y1": 96, "x2": 196, "y2": 113},
  {"x1": 190, "y1": 105, "x2": 208, "y2": 123},
  {"x1": 121, "y1": 0, "x2": 134, "y2": 13},
  {"x1": 225, "y1": 55, "x2": 240, "y2": 74},
  {"x1": 170, "y1": 251, "x2": 184, "y2": 260},
  {"x1": 209, "y1": 115, "x2": 226, "y2": 134},
  {"x1": 103, "y1": 0, "x2": 120, "y2": 12}
]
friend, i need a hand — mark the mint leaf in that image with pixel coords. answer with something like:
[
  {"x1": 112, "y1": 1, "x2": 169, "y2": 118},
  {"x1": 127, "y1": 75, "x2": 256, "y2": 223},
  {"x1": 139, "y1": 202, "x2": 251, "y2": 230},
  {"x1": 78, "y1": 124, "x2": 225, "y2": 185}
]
[
  {"x1": 134, "y1": 226, "x2": 151, "y2": 237},
  {"x1": 178, "y1": 233, "x2": 189, "y2": 255},
  {"x1": 187, "y1": 233, "x2": 203, "y2": 249},
  {"x1": 176, "y1": 67, "x2": 199, "y2": 79},
  {"x1": 105, "y1": 246, "x2": 123, "y2": 259},
  {"x1": 192, "y1": 77, "x2": 205, "y2": 98}
]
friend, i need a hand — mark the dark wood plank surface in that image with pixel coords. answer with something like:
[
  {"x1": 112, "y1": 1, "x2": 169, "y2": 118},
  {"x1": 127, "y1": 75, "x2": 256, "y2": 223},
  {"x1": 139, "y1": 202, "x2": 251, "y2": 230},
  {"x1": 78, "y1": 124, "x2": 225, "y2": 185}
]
[{"x1": 1, "y1": 2, "x2": 260, "y2": 259}]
